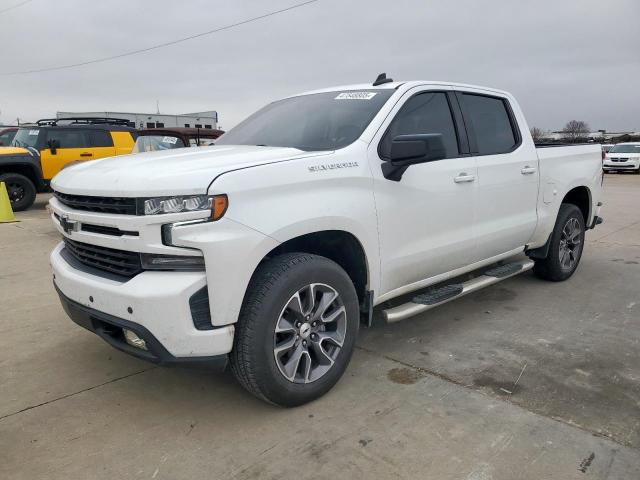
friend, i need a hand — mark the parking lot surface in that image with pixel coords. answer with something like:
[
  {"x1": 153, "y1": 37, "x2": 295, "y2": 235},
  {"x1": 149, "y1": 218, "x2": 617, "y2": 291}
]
[{"x1": 1, "y1": 175, "x2": 639, "y2": 479}]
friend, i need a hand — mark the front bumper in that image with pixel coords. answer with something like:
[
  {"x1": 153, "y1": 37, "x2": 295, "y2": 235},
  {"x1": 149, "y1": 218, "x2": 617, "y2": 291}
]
[
  {"x1": 51, "y1": 242, "x2": 234, "y2": 360},
  {"x1": 603, "y1": 160, "x2": 640, "y2": 171},
  {"x1": 56, "y1": 285, "x2": 228, "y2": 369}
]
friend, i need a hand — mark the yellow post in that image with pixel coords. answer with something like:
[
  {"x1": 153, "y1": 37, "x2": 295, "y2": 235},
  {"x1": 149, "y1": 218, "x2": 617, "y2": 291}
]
[{"x1": 0, "y1": 182, "x2": 18, "y2": 223}]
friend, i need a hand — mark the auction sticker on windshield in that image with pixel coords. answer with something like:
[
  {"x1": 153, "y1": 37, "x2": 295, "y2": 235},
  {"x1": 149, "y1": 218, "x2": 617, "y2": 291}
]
[
  {"x1": 335, "y1": 92, "x2": 377, "y2": 100},
  {"x1": 29, "y1": 130, "x2": 39, "y2": 135},
  {"x1": 162, "y1": 136, "x2": 178, "y2": 144}
]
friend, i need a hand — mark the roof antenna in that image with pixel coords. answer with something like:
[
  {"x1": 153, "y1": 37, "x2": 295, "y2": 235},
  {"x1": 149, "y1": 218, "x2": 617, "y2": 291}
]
[{"x1": 373, "y1": 73, "x2": 393, "y2": 86}]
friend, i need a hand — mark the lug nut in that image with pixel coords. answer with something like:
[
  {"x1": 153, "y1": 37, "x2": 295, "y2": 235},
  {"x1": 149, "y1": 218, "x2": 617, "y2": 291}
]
[
  {"x1": 296, "y1": 322, "x2": 302, "y2": 328},
  {"x1": 302, "y1": 340, "x2": 307, "y2": 347},
  {"x1": 310, "y1": 333, "x2": 317, "y2": 340}
]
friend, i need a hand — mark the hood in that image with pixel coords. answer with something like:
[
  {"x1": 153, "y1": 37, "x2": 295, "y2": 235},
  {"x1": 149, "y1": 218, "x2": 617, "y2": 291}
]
[
  {"x1": 51, "y1": 145, "x2": 330, "y2": 196},
  {"x1": 0, "y1": 146, "x2": 30, "y2": 156}
]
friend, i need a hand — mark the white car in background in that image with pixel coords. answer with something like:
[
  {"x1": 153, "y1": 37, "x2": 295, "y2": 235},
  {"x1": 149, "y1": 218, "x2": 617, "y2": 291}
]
[{"x1": 603, "y1": 142, "x2": 640, "y2": 173}]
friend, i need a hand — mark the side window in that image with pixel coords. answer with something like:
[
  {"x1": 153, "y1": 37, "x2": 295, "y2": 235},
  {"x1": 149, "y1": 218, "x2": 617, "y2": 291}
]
[
  {"x1": 88, "y1": 130, "x2": 114, "y2": 147},
  {"x1": 379, "y1": 92, "x2": 459, "y2": 159},
  {"x1": 460, "y1": 94, "x2": 517, "y2": 155},
  {"x1": 0, "y1": 131, "x2": 14, "y2": 145},
  {"x1": 46, "y1": 129, "x2": 88, "y2": 148}
]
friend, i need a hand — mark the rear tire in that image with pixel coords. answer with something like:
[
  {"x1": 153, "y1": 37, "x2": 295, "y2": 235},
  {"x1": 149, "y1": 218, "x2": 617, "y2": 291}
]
[
  {"x1": 230, "y1": 252, "x2": 359, "y2": 407},
  {"x1": 533, "y1": 204, "x2": 585, "y2": 282},
  {"x1": 0, "y1": 173, "x2": 36, "y2": 211}
]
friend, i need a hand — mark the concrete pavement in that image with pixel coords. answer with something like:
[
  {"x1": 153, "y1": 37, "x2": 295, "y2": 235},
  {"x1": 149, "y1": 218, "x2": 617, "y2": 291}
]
[{"x1": 1, "y1": 176, "x2": 638, "y2": 479}]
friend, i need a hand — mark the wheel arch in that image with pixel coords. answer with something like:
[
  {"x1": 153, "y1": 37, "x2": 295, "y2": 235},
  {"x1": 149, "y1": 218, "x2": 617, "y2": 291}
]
[
  {"x1": 561, "y1": 185, "x2": 591, "y2": 225},
  {"x1": 260, "y1": 230, "x2": 371, "y2": 309},
  {"x1": 0, "y1": 160, "x2": 44, "y2": 191}
]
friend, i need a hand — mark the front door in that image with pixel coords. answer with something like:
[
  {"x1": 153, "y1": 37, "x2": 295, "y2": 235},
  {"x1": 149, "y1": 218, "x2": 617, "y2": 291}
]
[
  {"x1": 369, "y1": 88, "x2": 477, "y2": 298},
  {"x1": 40, "y1": 129, "x2": 91, "y2": 180}
]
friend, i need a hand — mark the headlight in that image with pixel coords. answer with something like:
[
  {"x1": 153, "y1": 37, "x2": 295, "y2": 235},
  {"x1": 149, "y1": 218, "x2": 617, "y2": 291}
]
[
  {"x1": 143, "y1": 195, "x2": 212, "y2": 215},
  {"x1": 140, "y1": 253, "x2": 205, "y2": 270}
]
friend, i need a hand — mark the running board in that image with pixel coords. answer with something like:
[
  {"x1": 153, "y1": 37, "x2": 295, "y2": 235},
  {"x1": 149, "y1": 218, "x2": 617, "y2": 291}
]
[{"x1": 383, "y1": 259, "x2": 534, "y2": 323}]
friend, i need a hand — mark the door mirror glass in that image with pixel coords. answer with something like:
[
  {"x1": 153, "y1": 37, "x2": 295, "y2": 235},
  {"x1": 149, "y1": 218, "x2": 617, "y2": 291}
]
[{"x1": 389, "y1": 134, "x2": 447, "y2": 165}]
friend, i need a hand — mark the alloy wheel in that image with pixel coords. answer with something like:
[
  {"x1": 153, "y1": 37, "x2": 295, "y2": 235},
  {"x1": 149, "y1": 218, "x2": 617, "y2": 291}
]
[
  {"x1": 273, "y1": 283, "x2": 347, "y2": 384},
  {"x1": 7, "y1": 181, "x2": 25, "y2": 203},
  {"x1": 559, "y1": 217, "x2": 582, "y2": 270}
]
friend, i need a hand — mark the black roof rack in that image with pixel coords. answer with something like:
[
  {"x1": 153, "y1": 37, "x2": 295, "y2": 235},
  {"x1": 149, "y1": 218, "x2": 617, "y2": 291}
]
[{"x1": 36, "y1": 117, "x2": 134, "y2": 127}]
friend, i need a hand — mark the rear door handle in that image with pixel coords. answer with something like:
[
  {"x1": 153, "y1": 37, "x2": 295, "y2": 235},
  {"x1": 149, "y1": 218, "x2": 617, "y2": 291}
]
[
  {"x1": 521, "y1": 166, "x2": 537, "y2": 175},
  {"x1": 454, "y1": 173, "x2": 476, "y2": 183},
  {"x1": 80, "y1": 152, "x2": 93, "y2": 157}
]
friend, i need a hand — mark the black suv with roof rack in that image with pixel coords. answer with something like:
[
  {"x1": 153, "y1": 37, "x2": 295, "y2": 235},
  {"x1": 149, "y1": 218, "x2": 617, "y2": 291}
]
[{"x1": 0, "y1": 117, "x2": 137, "y2": 211}]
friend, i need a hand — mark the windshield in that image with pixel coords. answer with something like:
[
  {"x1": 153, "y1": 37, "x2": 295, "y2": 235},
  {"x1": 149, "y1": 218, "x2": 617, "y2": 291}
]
[
  {"x1": 132, "y1": 135, "x2": 186, "y2": 153},
  {"x1": 11, "y1": 128, "x2": 40, "y2": 148},
  {"x1": 216, "y1": 90, "x2": 395, "y2": 151},
  {"x1": 609, "y1": 144, "x2": 640, "y2": 154}
]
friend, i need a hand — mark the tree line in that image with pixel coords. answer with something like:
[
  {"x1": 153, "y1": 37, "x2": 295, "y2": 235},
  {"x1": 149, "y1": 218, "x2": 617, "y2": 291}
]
[{"x1": 530, "y1": 121, "x2": 639, "y2": 144}]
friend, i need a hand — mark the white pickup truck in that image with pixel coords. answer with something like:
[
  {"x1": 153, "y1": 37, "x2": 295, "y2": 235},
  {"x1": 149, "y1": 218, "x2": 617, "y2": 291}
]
[{"x1": 49, "y1": 76, "x2": 604, "y2": 406}]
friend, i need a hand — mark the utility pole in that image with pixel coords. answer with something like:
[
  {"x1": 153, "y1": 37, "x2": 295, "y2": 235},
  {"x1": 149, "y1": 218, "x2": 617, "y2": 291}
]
[{"x1": 156, "y1": 100, "x2": 160, "y2": 114}]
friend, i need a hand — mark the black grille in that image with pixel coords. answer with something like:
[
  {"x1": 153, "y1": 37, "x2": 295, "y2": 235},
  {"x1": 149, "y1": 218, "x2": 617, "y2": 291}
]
[
  {"x1": 63, "y1": 238, "x2": 142, "y2": 277},
  {"x1": 54, "y1": 191, "x2": 137, "y2": 215}
]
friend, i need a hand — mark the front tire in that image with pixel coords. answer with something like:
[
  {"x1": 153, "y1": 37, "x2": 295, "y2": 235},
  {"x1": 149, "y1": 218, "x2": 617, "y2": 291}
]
[
  {"x1": 533, "y1": 204, "x2": 585, "y2": 281},
  {"x1": 0, "y1": 173, "x2": 36, "y2": 211},
  {"x1": 230, "y1": 253, "x2": 359, "y2": 407}
]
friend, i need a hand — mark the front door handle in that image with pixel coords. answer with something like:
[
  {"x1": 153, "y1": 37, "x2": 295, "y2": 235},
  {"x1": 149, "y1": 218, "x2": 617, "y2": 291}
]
[
  {"x1": 454, "y1": 173, "x2": 476, "y2": 183},
  {"x1": 80, "y1": 152, "x2": 93, "y2": 158},
  {"x1": 521, "y1": 166, "x2": 537, "y2": 175}
]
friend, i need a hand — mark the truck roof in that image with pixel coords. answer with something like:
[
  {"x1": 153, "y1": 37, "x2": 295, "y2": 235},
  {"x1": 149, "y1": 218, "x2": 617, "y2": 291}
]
[{"x1": 293, "y1": 80, "x2": 511, "y2": 98}]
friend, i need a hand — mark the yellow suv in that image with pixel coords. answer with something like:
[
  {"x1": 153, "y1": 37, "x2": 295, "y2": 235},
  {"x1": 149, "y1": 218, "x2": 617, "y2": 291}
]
[{"x1": 0, "y1": 118, "x2": 136, "y2": 211}]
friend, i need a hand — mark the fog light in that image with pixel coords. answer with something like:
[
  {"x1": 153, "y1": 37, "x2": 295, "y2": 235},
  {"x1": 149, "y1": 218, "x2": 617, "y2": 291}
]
[{"x1": 123, "y1": 328, "x2": 148, "y2": 350}]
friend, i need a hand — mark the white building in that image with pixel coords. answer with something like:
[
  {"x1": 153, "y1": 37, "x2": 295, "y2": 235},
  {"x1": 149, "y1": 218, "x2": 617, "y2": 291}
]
[{"x1": 57, "y1": 110, "x2": 218, "y2": 129}]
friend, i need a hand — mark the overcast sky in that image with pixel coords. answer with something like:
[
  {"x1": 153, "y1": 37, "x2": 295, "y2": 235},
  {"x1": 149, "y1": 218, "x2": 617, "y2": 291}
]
[{"x1": 1, "y1": 0, "x2": 638, "y2": 132}]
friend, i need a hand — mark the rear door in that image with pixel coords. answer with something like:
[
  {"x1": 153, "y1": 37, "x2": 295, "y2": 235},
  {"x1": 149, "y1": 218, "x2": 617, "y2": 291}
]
[
  {"x1": 87, "y1": 129, "x2": 117, "y2": 160},
  {"x1": 369, "y1": 87, "x2": 478, "y2": 297},
  {"x1": 40, "y1": 129, "x2": 90, "y2": 179},
  {"x1": 456, "y1": 90, "x2": 538, "y2": 261}
]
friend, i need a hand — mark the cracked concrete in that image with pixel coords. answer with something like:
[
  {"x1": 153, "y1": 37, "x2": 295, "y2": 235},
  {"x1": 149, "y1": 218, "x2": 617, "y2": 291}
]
[{"x1": 1, "y1": 176, "x2": 639, "y2": 479}]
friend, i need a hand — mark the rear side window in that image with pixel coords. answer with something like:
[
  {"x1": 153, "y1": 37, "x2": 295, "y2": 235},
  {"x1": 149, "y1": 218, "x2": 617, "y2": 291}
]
[
  {"x1": 45, "y1": 129, "x2": 88, "y2": 148},
  {"x1": 379, "y1": 92, "x2": 459, "y2": 159},
  {"x1": 0, "y1": 130, "x2": 15, "y2": 145},
  {"x1": 88, "y1": 130, "x2": 113, "y2": 147},
  {"x1": 460, "y1": 93, "x2": 517, "y2": 155}
]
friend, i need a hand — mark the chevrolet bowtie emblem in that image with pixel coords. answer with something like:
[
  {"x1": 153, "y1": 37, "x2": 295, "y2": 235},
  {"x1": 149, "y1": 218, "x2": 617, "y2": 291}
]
[{"x1": 60, "y1": 216, "x2": 77, "y2": 234}]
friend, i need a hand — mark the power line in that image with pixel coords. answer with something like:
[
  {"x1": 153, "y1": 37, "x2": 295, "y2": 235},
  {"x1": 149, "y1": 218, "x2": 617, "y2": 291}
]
[
  {"x1": 0, "y1": 0, "x2": 33, "y2": 15},
  {"x1": 0, "y1": 0, "x2": 319, "y2": 76}
]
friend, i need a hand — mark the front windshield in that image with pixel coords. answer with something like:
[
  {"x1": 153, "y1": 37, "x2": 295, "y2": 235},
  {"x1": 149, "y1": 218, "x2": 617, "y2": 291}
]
[
  {"x1": 132, "y1": 135, "x2": 186, "y2": 153},
  {"x1": 609, "y1": 144, "x2": 640, "y2": 154},
  {"x1": 216, "y1": 89, "x2": 395, "y2": 151},
  {"x1": 12, "y1": 128, "x2": 40, "y2": 148}
]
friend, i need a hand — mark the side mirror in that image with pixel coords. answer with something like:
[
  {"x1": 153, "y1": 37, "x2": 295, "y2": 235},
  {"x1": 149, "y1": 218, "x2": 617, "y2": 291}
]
[
  {"x1": 47, "y1": 139, "x2": 59, "y2": 155},
  {"x1": 382, "y1": 134, "x2": 447, "y2": 181}
]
